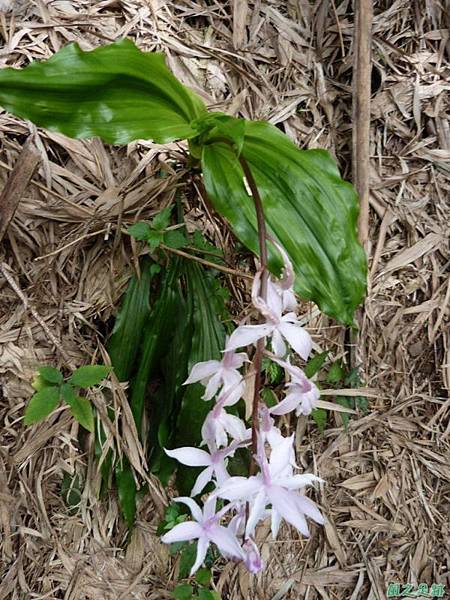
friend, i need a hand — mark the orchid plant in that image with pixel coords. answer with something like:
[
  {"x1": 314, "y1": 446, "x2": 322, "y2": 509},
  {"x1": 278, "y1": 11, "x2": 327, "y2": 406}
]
[{"x1": 1, "y1": 38, "x2": 367, "y2": 581}]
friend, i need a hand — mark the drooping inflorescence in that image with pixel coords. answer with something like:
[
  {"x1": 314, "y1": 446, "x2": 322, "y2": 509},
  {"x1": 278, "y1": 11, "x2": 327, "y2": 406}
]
[{"x1": 161, "y1": 246, "x2": 324, "y2": 575}]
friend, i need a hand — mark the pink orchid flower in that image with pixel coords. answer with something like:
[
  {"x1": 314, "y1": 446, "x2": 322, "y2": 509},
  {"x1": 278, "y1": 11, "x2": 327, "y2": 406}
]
[
  {"x1": 161, "y1": 497, "x2": 244, "y2": 575},
  {"x1": 184, "y1": 343, "x2": 248, "y2": 402},
  {"x1": 243, "y1": 538, "x2": 264, "y2": 574},
  {"x1": 201, "y1": 386, "x2": 250, "y2": 448},
  {"x1": 217, "y1": 435, "x2": 324, "y2": 539},
  {"x1": 270, "y1": 237, "x2": 298, "y2": 313},
  {"x1": 270, "y1": 358, "x2": 320, "y2": 416},
  {"x1": 165, "y1": 440, "x2": 247, "y2": 496},
  {"x1": 226, "y1": 273, "x2": 312, "y2": 360}
]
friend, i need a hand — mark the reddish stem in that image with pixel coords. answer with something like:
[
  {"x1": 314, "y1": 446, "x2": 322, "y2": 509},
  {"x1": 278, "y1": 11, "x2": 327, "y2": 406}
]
[{"x1": 239, "y1": 156, "x2": 269, "y2": 468}]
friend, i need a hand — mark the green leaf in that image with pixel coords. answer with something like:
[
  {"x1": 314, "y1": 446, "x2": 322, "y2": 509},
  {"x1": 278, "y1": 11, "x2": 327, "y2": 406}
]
[
  {"x1": 201, "y1": 121, "x2": 367, "y2": 324},
  {"x1": 147, "y1": 229, "x2": 164, "y2": 252},
  {"x1": 336, "y1": 397, "x2": 352, "y2": 429},
  {"x1": 172, "y1": 584, "x2": 194, "y2": 600},
  {"x1": 116, "y1": 460, "x2": 136, "y2": 529},
  {"x1": 261, "y1": 387, "x2": 278, "y2": 408},
  {"x1": 304, "y1": 352, "x2": 328, "y2": 379},
  {"x1": 262, "y1": 358, "x2": 283, "y2": 384},
  {"x1": 326, "y1": 361, "x2": 345, "y2": 384},
  {"x1": 174, "y1": 263, "x2": 225, "y2": 494},
  {"x1": 38, "y1": 366, "x2": 63, "y2": 385},
  {"x1": 62, "y1": 385, "x2": 94, "y2": 432},
  {"x1": 107, "y1": 258, "x2": 158, "y2": 382},
  {"x1": 127, "y1": 222, "x2": 151, "y2": 241},
  {"x1": 311, "y1": 407, "x2": 327, "y2": 433},
  {"x1": 0, "y1": 39, "x2": 206, "y2": 144},
  {"x1": 192, "y1": 113, "x2": 246, "y2": 155},
  {"x1": 195, "y1": 568, "x2": 212, "y2": 586},
  {"x1": 164, "y1": 229, "x2": 187, "y2": 249},
  {"x1": 152, "y1": 206, "x2": 173, "y2": 231},
  {"x1": 24, "y1": 386, "x2": 61, "y2": 425},
  {"x1": 198, "y1": 591, "x2": 221, "y2": 600},
  {"x1": 69, "y1": 365, "x2": 111, "y2": 387},
  {"x1": 179, "y1": 543, "x2": 197, "y2": 579}
]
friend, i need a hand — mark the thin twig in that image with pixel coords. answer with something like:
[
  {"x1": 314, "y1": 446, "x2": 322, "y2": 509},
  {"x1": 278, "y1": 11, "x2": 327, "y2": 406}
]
[
  {"x1": 352, "y1": 0, "x2": 373, "y2": 249},
  {"x1": 160, "y1": 244, "x2": 252, "y2": 280}
]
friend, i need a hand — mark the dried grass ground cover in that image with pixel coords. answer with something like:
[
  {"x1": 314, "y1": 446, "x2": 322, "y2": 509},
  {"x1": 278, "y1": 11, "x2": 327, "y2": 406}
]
[{"x1": 0, "y1": 1, "x2": 449, "y2": 599}]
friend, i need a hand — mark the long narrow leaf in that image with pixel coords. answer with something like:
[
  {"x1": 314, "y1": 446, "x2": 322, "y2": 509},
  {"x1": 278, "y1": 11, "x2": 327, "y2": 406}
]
[{"x1": 107, "y1": 259, "x2": 158, "y2": 382}]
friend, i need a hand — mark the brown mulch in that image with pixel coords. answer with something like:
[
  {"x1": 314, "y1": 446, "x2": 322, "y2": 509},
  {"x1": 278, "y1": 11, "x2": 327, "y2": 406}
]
[{"x1": 0, "y1": 1, "x2": 449, "y2": 599}]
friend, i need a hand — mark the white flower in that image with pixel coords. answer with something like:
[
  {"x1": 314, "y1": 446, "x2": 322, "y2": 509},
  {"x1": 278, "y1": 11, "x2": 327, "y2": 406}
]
[
  {"x1": 217, "y1": 435, "x2": 324, "y2": 539},
  {"x1": 184, "y1": 343, "x2": 248, "y2": 402},
  {"x1": 226, "y1": 274, "x2": 312, "y2": 360},
  {"x1": 161, "y1": 497, "x2": 244, "y2": 575},
  {"x1": 270, "y1": 359, "x2": 320, "y2": 416},
  {"x1": 165, "y1": 440, "x2": 247, "y2": 496}
]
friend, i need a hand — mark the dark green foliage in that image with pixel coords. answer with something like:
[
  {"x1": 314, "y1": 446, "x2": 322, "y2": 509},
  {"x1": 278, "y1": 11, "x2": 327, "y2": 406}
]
[
  {"x1": 0, "y1": 39, "x2": 206, "y2": 144},
  {"x1": 202, "y1": 121, "x2": 367, "y2": 325}
]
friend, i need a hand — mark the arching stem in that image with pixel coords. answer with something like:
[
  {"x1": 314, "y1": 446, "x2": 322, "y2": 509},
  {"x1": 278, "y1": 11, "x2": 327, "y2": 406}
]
[{"x1": 238, "y1": 155, "x2": 269, "y2": 468}]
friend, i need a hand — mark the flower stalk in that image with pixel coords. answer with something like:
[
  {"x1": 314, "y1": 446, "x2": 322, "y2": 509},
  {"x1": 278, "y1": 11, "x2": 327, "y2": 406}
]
[{"x1": 239, "y1": 155, "x2": 269, "y2": 463}]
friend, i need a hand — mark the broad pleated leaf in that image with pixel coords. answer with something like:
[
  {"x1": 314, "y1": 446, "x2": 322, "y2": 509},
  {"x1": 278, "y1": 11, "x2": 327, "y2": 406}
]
[
  {"x1": 201, "y1": 121, "x2": 367, "y2": 324},
  {"x1": 173, "y1": 262, "x2": 226, "y2": 495},
  {"x1": 0, "y1": 39, "x2": 206, "y2": 144}
]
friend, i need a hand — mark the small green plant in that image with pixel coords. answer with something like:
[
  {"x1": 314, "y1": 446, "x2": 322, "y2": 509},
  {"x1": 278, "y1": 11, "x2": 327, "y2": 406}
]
[{"x1": 25, "y1": 365, "x2": 111, "y2": 431}]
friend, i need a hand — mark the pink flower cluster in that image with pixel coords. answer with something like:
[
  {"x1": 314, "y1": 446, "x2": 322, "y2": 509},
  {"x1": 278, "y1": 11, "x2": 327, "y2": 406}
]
[{"x1": 161, "y1": 248, "x2": 324, "y2": 575}]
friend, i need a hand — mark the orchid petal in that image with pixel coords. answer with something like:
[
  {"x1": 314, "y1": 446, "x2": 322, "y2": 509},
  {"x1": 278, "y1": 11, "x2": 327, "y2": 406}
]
[
  {"x1": 268, "y1": 434, "x2": 295, "y2": 478},
  {"x1": 245, "y1": 489, "x2": 268, "y2": 538},
  {"x1": 266, "y1": 279, "x2": 282, "y2": 318},
  {"x1": 203, "y1": 371, "x2": 223, "y2": 400},
  {"x1": 295, "y1": 495, "x2": 325, "y2": 525},
  {"x1": 271, "y1": 508, "x2": 282, "y2": 539},
  {"x1": 221, "y1": 368, "x2": 243, "y2": 390},
  {"x1": 222, "y1": 413, "x2": 247, "y2": 441},
  {"x1": 202, "y1": 495, "x2": 218, "y2": 520},
  {"x1": 173, "y1": 497, "x2": 203, "y2": 522},
  {"x1": 226, "y1": 324, "x2": 273, "y2": 351},
  {"x1": 213, "y1": 461, "x2": 230, "y2": 486},
  {"x1": 184, "y1": 360, "x2": 220, "y2": 385},
  {"x1": 243, "y1": 538, "x2": 264, "y2": 573},
  {"x1": 277, "y1": 474, "x2": 324, "y2": 490},
  {"x1": 161, "y1": 520, "x2": 203, "y2": 544},
  {"x1": 208, "y1": 524, "x2": 245, "y2": 560},
  {"x1": 165, "y1": 447, "x2": 211, "y2": 467},
  {"x1": 282, "y1": 288, "x2": 297, "y2": 312},
  {"x1": 269, "y1": 392, "x2": 300, "y2": 416},
  {"x1": 217, "y1": 475, "x2": 262, "y2": 502},
  {"x1": 228, "y1": 351, "x2": 249, "y2": 369},
  {"x1": 278, "y1": 321, "x2": 312, "y2": 360},
  {"x1": 220, "y1": 381, "x2": 245, "y2": 407},
  {"x1": 190, "y1": 535, "x2": 209, "y2": 575},
  {"x1": 191, "y1": 466, "x2": 214, "y2": 497},
  {"x1": 271, "y1": 327, "x2": 287, "y2": 357},
  {"x1": 267, "y1": 485, "x2": 310, "y2": 537}
]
